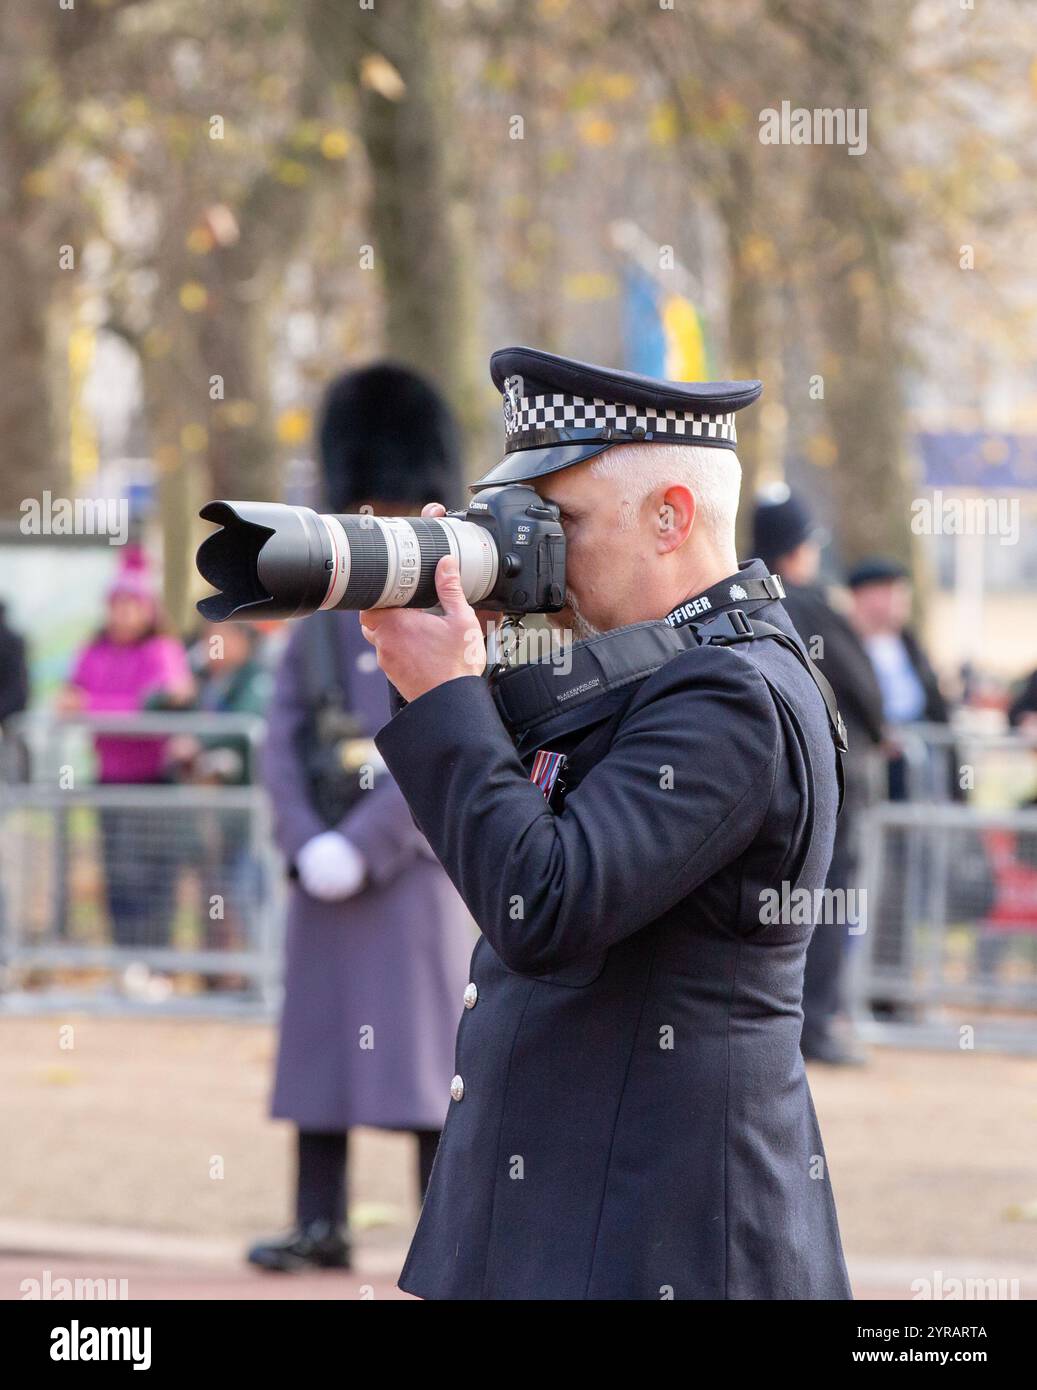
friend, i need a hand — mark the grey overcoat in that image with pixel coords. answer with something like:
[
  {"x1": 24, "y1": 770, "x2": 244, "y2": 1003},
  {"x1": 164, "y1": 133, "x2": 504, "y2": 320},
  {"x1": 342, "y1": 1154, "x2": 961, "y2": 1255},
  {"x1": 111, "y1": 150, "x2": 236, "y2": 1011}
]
[{"x1": 265, "y1": 612, "x2": 475, "y2": 1132}]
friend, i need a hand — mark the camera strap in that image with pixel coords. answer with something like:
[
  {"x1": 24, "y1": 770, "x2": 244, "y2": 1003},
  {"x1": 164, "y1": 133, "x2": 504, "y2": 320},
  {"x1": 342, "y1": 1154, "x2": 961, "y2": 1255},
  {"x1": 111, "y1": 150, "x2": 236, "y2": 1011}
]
[
  {"x1": 301, "y1": 610, "x2": 350, "y2": 713},
  {"x1": 489, "y1": 582, "x2": 847, "y2": 811}
]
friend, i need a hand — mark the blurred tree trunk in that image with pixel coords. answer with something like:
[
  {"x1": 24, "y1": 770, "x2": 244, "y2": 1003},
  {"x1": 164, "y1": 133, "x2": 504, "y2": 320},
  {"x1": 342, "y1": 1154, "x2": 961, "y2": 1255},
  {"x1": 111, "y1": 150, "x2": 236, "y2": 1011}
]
[
  {"x1": 0, "y1": 11, "x2": 60, "y2": 516},
  {"x1": 810, "y1": 149, "x2": 912, "y2": 566},
  {"x1": 141, "y1": 82, "x2": 328, "y2": 622},
  {"x1": 717, "y1": 148, "x2": 767, "y2": 554},
  {"x1": 306, "y1": 0, "x2": 480, "y2": 458},
  {"x1": 0, "y1": 225, "x2": 56, "y2": 517},
  {"x1": 0, "y1": 1, "x2": 139, "y2": 517},
  {"x1": 770, "y1": 0, "x2": 916, "y2": 567},
  {"x1": 197, "y1": 28, "x2": 335, "y2": 506},
  {"x1": 137, "y1": 320, "x2": 206, "y2": 635},
  {"x1": 199, "y1": 239, "x2": 278, "y2": 504},
  {"x1": 141, "y1": 240, "x2": 278, "y2": 632}
]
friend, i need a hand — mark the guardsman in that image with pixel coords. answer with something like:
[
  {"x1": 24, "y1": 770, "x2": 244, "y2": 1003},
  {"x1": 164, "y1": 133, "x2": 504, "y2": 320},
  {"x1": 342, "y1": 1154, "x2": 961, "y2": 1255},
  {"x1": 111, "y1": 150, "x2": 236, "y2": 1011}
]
[{"x1": 248, "y1": 364, "x2": 475, "y2": 1273}]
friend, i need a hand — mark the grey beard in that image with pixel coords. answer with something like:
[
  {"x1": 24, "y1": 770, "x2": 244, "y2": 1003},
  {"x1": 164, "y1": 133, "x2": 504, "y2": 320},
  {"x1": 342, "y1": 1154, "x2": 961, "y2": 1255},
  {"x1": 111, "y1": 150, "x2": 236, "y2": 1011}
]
[{"x1": 564, "y1": 588, "x2": 601, "y2": 642}]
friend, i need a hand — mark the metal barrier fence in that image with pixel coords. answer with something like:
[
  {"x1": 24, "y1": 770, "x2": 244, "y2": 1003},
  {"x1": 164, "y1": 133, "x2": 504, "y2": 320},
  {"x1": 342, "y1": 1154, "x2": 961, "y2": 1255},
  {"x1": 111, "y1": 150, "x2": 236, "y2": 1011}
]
[
  {"x1": 0, "y1": 712, "x2": 283, "y2": 1015},
  {"x1": 3, "y1": 711, "x2": 1036, "y2": 1045},
  {"x1": 850, "y1": 723, "x2": 1037, "y2": 1050},
  {"x1": 885, "y1": 720, "x2": 1037, "y2": 806},
  {"x1": 851, "y1": 799, "x2": 1037, "y2": 1052}
]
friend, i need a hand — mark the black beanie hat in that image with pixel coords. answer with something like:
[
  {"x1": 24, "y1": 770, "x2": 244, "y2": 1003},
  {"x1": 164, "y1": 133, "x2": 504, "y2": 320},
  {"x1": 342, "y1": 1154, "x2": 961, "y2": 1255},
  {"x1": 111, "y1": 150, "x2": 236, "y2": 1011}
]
[{"x1": 751, "y1": 485, "x2": 818, "y2": 569}]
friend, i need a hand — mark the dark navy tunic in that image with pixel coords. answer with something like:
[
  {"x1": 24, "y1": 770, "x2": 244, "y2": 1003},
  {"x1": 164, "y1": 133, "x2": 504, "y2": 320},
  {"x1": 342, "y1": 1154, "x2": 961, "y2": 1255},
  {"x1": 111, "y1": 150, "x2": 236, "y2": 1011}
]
[{"x1": 374, "y1": 563, "x2": 852, "y2": 1300}]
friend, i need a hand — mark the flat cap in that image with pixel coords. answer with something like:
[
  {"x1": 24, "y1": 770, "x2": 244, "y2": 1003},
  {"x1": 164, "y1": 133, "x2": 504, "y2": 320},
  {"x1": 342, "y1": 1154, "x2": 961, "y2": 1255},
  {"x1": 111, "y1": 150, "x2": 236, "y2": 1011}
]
[
  {"x1": 471, "y1": 345, "x2": 763, "y2": 490},
  {"x1": 846, "y1": 556, "x2": 910, "y2": 590}
]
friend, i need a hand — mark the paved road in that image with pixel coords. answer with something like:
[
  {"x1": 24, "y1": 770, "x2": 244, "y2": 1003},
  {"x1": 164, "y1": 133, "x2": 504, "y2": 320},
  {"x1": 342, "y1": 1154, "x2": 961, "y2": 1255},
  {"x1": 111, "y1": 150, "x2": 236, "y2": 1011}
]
[
  {"x1": 4, "y1": 1019, "x2": 1036, "y2": 1302},
  {"x1": 4, "y1": 1255, "x2": 412, "y2": 1300},
  {"x1": 5, "y1": 1227, "x2": 1034, "y2": 1301}
]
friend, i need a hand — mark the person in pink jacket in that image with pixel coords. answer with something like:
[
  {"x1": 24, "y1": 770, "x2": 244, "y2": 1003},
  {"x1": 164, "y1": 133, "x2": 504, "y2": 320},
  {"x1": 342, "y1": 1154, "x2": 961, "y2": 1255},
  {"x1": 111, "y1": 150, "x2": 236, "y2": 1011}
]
[{"x1": 58, "y1": 550, "x2": 194, "y2": 949}]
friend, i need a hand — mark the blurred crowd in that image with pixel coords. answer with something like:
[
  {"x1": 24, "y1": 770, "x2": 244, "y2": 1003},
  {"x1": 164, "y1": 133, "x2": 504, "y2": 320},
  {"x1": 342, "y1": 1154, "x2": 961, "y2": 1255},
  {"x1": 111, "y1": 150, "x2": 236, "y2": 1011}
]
[{"x1": 751, "y1": 487, "x2": 1037, "y2": 1066}]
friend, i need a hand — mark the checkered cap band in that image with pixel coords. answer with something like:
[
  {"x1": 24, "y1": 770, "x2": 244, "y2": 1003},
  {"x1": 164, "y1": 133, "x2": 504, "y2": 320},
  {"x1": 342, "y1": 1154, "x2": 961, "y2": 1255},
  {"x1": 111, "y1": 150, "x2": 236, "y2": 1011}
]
[{"x1": 504, "y1": 389, "x2": 737, "y2": 447}]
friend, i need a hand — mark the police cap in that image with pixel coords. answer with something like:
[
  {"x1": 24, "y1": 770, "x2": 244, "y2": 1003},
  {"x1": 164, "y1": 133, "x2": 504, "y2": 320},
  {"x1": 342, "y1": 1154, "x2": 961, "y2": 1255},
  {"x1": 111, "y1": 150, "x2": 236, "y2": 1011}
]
[{"x1": 471, "y1": 345, "x2": 763, "y2": 491}]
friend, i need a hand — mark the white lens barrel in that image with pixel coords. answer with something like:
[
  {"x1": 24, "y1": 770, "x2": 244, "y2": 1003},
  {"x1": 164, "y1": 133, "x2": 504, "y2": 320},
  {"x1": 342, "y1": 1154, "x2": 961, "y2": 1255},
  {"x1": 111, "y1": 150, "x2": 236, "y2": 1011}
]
[
  {"x1": 316, "y1": 514, "x2": 499, "y2": 611},
  {"x1": 318, "y1": 514, "x2": 353, "y2": 610},
  {"x1": 441, "y1": 518, "x2": 499, "y2": 606}
]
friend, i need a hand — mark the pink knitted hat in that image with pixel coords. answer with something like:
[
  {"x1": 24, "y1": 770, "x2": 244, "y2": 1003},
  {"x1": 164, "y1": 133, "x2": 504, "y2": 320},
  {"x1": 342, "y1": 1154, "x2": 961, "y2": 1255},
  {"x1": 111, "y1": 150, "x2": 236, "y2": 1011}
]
[{"x1": 107, "y1": 545, "x2": 157, "y2": 609}]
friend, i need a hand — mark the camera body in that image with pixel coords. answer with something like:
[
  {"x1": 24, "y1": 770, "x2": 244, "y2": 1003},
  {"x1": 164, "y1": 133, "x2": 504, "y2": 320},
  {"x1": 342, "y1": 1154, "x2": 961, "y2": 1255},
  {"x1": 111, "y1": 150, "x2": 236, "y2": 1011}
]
[{"x1": 450, "y1": 485, "x2": 565, "y2": 613}]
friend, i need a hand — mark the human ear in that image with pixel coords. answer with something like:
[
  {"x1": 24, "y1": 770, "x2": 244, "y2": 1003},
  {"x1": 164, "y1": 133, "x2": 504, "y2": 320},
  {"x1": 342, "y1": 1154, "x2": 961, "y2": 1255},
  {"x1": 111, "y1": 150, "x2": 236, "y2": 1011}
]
[{"x1": 658, "y1": 485, "x2": 695, "y2": 550}]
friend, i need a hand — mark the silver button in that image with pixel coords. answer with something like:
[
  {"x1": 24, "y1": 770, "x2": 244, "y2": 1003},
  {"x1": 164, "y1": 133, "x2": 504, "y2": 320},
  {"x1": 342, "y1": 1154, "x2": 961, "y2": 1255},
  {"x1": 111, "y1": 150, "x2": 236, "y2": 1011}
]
[
  {"x1": 450, "y1": 1074, "x2": 465, "y2": 1102},
  {"x1": 463, "y1": 983, "x2": 478, "y2": 1009}
]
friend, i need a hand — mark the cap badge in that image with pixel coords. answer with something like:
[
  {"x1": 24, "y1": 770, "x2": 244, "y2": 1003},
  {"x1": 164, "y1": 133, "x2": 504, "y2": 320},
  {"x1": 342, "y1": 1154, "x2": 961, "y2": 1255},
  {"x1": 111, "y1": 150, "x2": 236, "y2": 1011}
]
[{"x1": 502, "y1": 375, "x2": 523, "y2": 434}]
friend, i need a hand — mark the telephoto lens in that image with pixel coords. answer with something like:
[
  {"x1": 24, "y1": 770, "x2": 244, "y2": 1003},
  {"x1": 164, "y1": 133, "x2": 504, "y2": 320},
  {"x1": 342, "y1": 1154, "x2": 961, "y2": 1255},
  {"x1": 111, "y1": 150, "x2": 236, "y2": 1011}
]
[{"x1": 195, "y1": 485, "x2": 566, "y2": 621}]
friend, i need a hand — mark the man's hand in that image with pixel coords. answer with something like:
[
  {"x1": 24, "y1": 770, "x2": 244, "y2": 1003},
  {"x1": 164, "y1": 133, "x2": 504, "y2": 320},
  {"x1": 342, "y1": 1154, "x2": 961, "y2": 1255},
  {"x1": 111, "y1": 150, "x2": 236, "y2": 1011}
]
[
  {"x1": 413, "y1": 500, "x2": 506, "y2": 635},
  {"x1": 360, "y1": 503, "x2": 489, "y2": 702}
]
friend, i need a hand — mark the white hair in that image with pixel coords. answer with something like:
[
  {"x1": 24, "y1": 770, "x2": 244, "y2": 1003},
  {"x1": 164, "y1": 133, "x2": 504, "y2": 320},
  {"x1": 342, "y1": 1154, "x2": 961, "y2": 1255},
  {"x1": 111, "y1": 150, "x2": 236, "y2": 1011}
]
[{"x1": 588, "y1": 442, "x2": 742, "y2": 543}]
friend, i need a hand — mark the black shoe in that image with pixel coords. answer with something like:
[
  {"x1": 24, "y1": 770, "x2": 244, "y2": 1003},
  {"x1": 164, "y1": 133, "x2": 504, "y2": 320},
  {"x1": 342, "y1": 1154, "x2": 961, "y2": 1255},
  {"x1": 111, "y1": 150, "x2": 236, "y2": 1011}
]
[
  {"x1": 802, "y1": 1035, "x2": 867, "y2": 1067},
  {"x1": 246, "y1": 1219, "x2": 352, "y2": 1273},
  {"x1": 869, "y1": 999, "x2": 919, "y2": 1024}
]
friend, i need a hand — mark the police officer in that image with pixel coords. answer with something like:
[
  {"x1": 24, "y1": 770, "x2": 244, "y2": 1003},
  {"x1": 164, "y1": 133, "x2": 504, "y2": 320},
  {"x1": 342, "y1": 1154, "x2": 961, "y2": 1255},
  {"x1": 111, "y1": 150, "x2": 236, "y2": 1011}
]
[
  {"x1": 361, "y1": 346, "x2": 853, "y2": 1300},
  {"x1": 753, "y1": 487, "x2": 885, "y2": 1065}
]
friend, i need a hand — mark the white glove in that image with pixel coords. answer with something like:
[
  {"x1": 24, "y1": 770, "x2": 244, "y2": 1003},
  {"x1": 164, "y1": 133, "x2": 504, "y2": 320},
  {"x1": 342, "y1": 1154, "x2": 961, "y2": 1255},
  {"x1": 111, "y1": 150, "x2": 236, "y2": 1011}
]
[{"x1": 296, "y1": 831, "x2": 367, "y2": 902}]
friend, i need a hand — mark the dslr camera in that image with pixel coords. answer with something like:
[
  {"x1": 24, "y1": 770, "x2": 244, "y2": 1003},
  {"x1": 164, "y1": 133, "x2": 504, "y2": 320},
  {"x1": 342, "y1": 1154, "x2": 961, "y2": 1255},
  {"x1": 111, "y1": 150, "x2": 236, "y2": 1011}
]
[{"x1": 196, "y1": 484, "x2": 567, "y2": 622}]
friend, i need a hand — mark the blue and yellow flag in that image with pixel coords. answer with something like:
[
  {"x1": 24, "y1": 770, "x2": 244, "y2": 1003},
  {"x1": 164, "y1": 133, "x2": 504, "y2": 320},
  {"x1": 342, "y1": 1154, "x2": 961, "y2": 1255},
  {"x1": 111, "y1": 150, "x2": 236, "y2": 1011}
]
[{"x1": 622, "y1": 267, "x2": 709, "y2": 381}]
